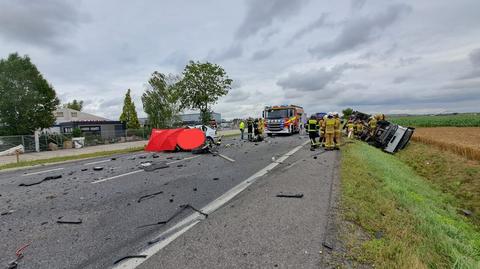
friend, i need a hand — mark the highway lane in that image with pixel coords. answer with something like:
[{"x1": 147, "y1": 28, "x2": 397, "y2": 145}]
[{"x1": 0, "y1": 135, "x2": 307, "y2": 269}]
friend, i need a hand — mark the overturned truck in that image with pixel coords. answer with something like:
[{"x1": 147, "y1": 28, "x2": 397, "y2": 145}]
[{"x1": 351, "y1": 111, "x2": 415, "y2": 153}]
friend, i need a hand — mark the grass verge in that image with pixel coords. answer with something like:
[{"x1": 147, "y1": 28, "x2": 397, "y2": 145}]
[
  {"x1": 341, "y1": 141, "x2": 480, "y2": 268},
  {"x1": 0, "y1": 146, "x2": 144, "y2": 171},
  {"x1": 396, "y1": 142, "x2": 480, "y2": 225}
]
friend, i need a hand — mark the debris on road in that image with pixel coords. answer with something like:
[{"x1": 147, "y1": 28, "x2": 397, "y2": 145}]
[
  {"x1": 152, "y1": 154, "x2": 160, "y2": 158},
  {"x1": 217, "y1": 153, "x2": 235, "y2": 163},
  {"x1": 143, "y1": 162, "x2": 169, "y2": 172},
  {"x1": 93, "y1": 166, "x2": 104, "y2": 171},
  {"x1": 140, "y1": 162, "x2": 152, "y2": 167},
  {"x1": 276, "y1": 193, "x2": 304, "y2": 198},
  {"x1": 137, "y1": 191, "x2": 164, "y2": 203},
  {"x1": 1, "y1": 210, "x2": 15, "y2": 216},
  {"x1": 19, "y1": 175, "x2": 62, "y2": 187},
  {"x1": 57, "y1": 219, "x2": 83, "y2": 224},
  {"x1": 213, "y1": 177, "x2": 219, "y2": 181},
  {"x1": 113, "y1": 255, "x2": 147, "y2": 265},
  {"x1": 111, "y1": 157, "x2": 117, "y2": 161},
  {"x1": 81, "y1": 168, "x2": 88, "y2": 171},
  {"x1": 138, "y1": 204, "x2": 207, "y2": 229},
  {"x1": 6, "y1": 243, "x2": 30, "y2": 269}
]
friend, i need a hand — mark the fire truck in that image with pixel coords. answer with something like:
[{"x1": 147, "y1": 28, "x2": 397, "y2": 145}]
[{"x1": 263, "y1": 105, "x2": 305, "y2": 136}]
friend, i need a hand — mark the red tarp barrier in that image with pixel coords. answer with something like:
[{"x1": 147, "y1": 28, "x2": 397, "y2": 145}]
[
  {"x1": 177, "y1": 128, "x2": 206, "y2": 150},
  {"x1": 145, "y1": 128, "x2": 185, "y2": 151}
]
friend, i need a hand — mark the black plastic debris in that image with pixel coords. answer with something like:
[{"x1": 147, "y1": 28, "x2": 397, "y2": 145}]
[
  {"x1": 139, "y1": 155, "x2": 147, "y2": 159},
  {"x1": 1, "y1": 210, "x2": 14, "y2": 216},
  {"x1": 111, "y1": 157, "x2": 117, "y2": 161},
  {"x1": 152, "y1": 154, "x2": 160, "y2": 158},
  {"x1": 213, "y1": 177, "x2": 219, "y2": 181},
  {"x1": 193, "y1": 187, "x2": 197, "y2": 191},
  {"x1": 276, "y1": 193, "x2": 304, "y2": 198},
  {"x1": 81, "y1": 168, "x2": 88, "y2": 171},
  {"x1": 140, "y1": 204, "x2": 208, "y2": 231},
  {"x1": 137, "y1": 191, "x2": 163, "y2": 203},
  {"x1": 177, "y1": 164, "x2": 184, "y2": 168},
  {"x1": 93, "y1": 167, "x2": 104, "y2": 171},
  {"x1": 144, "y1": 162, "x2": 169, "y2": 172},
  {"x1": 57, "y1": 219, "x2": 82, "y2": 224},
  {"x1": 68, "y1": 171, "x2": 75, "y2": 176},
  {"x1": 113, "y1": 255, "x2": 147, "y2": 265},
  {"x1": 19, "y1": 175, "x2": 62, "y2": 187},
  {"x1": 322, "y1": 242, "x2": 333, "y2": 250},
  {"x1": 169, "y1": 198, "x2": 174, "y2": 203}
]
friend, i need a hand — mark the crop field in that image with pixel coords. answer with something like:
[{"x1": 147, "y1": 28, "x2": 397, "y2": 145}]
[
  {"x1": 389, "y1": 113, "x2": 480, "y2": 127},
  {"x1": 412, "y1": 127, "x2": 480, "y2": 161}
]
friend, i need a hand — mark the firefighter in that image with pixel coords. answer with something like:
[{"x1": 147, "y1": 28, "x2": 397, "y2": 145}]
[
  {"x1": 307, "y1": 115, "x2": 319, "y2": 150},
  {"x1": 333, "y1": 112, "x2": 341, "y2": 149},
  {"x1": 239, "y1": 120, "x2": 245, "y2": 140},
  {"x1": 355, "y1": 119, "x2": 364, "y2": 137},
  {"x1": 346, "y1": 119, "x2": 355, "y2": 139},
  {"x1": 247, "y1": 117, "x2": 254, "y2": 141},
  {"x1": 323, "y1": 113, "x2": 336, "y2": 150},
  {"x1": 368, "y1": 116, "x2": 377, "y2": 136},
  {"x1": 318, "y1": 115, "x2": 325, "y2": 147}
]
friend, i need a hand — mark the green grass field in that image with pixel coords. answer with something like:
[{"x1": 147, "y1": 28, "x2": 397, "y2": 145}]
[
  {"x1": 341, "y1": 141, "x2": 480, "y2": 269},
  {"x1": 389, "y1": 113, "x2": 480, "y2": 127}
]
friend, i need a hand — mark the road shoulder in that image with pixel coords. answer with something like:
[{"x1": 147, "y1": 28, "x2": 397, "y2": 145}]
[{"x1": 137, "y1": 146, "x2": 342, "y2": 269}]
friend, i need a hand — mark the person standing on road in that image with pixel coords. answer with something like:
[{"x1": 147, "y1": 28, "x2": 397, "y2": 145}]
[
  {"x1": 247, "y1": 118, "x2": 254, "y2": 141},
  {"x1": 318, "y1": 115, "x2": 325, "y2": 147},
  {"x1": 323, "y1": 113, "x2": 336, "y2": 150},
  {"x1": 347, "y1": 119, "x2": 355, "y2": 139},
  {"x1": 307, "y1": 115, "x2": 319, "y2": 150},
  {"x1": 239, "y1": 120, "x2": 245, "y2": 140},
  {"x1": 333, "y1": 112, "x2": 341, "y2": 149}
]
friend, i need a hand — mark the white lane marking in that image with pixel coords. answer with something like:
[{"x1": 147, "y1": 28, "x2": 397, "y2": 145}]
[
  {"x1": 112, "y1": 140, "x2": 309, "y2": 269},
  {"x1": 91, "y1": 155, "x2": 200, "y2": 184},
  {"x1": 83, "y1": 159, "x2": 111, "y2": 166},
  {"x1": 22, "y1": 167, "x2": 64, "y2": 176},
  {"x1": 217, "y1": 153, "x2": 235, "y2": 163}
]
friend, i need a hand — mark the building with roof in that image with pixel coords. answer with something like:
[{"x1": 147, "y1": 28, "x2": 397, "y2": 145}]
[{"x1": 48, "y1": 108, "x2": 125, "y2": 138}]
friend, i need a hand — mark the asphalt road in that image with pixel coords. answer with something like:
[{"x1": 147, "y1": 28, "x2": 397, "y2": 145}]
[{"x1": 0, "y1": 135, "x2": 310, "y2": 269}]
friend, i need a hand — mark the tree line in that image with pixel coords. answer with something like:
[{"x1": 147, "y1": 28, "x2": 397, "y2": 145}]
[{"x1": 0, "y1": 52, "x2": 231, "y2": 136}]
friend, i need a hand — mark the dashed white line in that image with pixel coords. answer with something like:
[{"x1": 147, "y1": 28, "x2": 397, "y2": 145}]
[
  {"x1": 111, "y1": 140, "x2": 309, "y2": 268},
  {"x1": 22, "y1": 167, "x2": 64, "y2": 176},
  {"x1": 83, "y1": 159, "x2": 111, "y2": 166},
  {"x1": 91, "y1": 155, "x2": 200, "y2": 184}
]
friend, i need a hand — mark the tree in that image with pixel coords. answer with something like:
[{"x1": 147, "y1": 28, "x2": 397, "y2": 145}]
[
  {"x1": 342, "y1": 107, "x2": 354, "y2": 119},
  {"x1": 142, "y1": 72, "x2": 182, "y2": 128},
  {"x1": 0, "y1": 53, "x2": 59, "y2": 135},
  {"x1": 178, "y1": 61, "x2": 232, "y2": 124},
  {"x1": 119, "y1": 89, "x2": 140, "y2": 129},
  {"x1": 64, "y1": 99, "x2": 84, "y2": 111}
]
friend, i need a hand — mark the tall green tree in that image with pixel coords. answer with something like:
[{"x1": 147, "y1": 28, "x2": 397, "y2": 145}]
[
  {"x1": 342, "y1": 107, "x2": 354, "y2": 119},
  {"x1": 63, "y1": 99, "x2": 84, "y2": 111},
  {"x1": 178, "y1": 61, "x2": 232, "y2": 124},
  {"x1": 142, "y1": 72, "x2": 182, "y2": 128},
  {"x1": 0, "y1": 53, "x2": 59, "y2": 135},
  {"x1": 119, "y1": 89, "x2": 140, "y2": 129}
]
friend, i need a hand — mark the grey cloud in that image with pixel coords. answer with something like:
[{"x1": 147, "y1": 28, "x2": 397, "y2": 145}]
[
  {"x1": 309, "y1": 4, "x2": 411, "y2": 57},
  {"x1": 209, "y1": 44, "x2": 243, "y2": 61},
  {"x1": 99, "y1": 97, "x2": 123, "y2": 110},
  {"x1": 224, "y1": 88, "x2": 251, "y2": 103},
  {"x1": 277, "y1": 63, "x2": 364, "y2": 92},
  {"x1": 235, "y1": 0, "x2": 308, "y2": 40},
  {"x1": 351, "y1": 0, "x2": 367, "y2": 10},
  {"x1": 251, "y1": 49, "x2": 275, "y2": 61},
  {"x1": 469, "y1": 48, "x2": 480, "y2": 67},
  {"x1": 0, "y1": 0, "x2": 86, "y2": 50},
  {"x1": 393, "y1": 76, "x2": 409, "y2": 84},
  {"x1": 287, "y1": 13, "x2": 330, "y2": 45},
  {"x1": 162, "y1": 50, "x2": 190, "y2": 71}
]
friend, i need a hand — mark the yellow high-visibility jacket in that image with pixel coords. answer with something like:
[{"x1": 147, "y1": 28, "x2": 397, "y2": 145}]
[{"x1": 325, "y1": 118, "x2": 336, "y2": 134}]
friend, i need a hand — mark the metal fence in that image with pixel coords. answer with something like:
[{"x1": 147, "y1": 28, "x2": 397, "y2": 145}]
[{"x1": 0, "y1": 129, "x2": 150, "y2": 153}]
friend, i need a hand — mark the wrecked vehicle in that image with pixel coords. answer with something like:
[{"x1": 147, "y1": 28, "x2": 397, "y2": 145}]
[
  {"x1": 188, "y1": 125, "x2": 221, "y2": 147},
  {"x1": 351, "y1": 111, "x2": 415, "y2": 153},
  {"x1": 145, "y1": 126, "x2": 221, "y2": 153}
]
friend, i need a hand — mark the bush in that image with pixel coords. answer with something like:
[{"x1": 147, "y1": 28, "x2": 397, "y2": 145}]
[{"x1": 72, "y1": 128, "x2": 83, "y2": 137}]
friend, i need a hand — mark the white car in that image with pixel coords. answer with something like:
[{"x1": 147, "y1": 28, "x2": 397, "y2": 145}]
[{"x1": 189, "y1": 125, "x2": 221, "y2": 146}]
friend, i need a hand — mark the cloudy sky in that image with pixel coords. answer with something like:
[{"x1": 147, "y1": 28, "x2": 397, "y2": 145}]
[{"x1": 1, "y1": 0, "x2": 480, "y2": 120}]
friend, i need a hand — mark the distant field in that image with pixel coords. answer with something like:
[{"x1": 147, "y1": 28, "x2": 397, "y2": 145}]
[
  {"x1": 389, "y1": 113, "x2": 480, "y2": 127},
  {"x1": 412, "y1": 127, "x2": 480, "y2": 161}
]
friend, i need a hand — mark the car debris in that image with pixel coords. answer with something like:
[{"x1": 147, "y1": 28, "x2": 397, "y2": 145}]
[
  {"x1": 93, "y1": 166, "x2": 104, "y2": 171},
  {"x1": 19, "y1": 175, "x2": 62, "y2": 187},
  {"x1": 152, "y1": 154, "x2": 160, "y2": 158},
  {"x1": 143, "y1": 162, "x2": 169, "y2": 172},
  {"x1": 81, "y1": 168, "x2": 88, "y2": 171},
  {"x1": 1, "y1": 210, "x2": 15, "y2": 216},
  {"x1": 137, "y1": 191, "x2": 163, "y2": 203},
  {"x1": 111, "y1": 157, "x2": 117, "y2": 161},
  {"x1": 276, "y1": 193, "x2": 304, "y2": 198},
  {"x1": 57, "y1": 219, "x2": 83, "y2": 224},
  {"x1": 113, "y1": 255, "x2": 147, "y2": 265},
  {"x1": 138, "y1": 155, "x2": 147, "y2": 159},
  {"x1": 217, "y1": 153, "x2": 235, "y2": 162},
  {"x1": 138, "y1": 204, "x2": 208, "y2": 229},
  {"x1": 6, "y1": 243, "x2": 30, "y2": 269}
]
